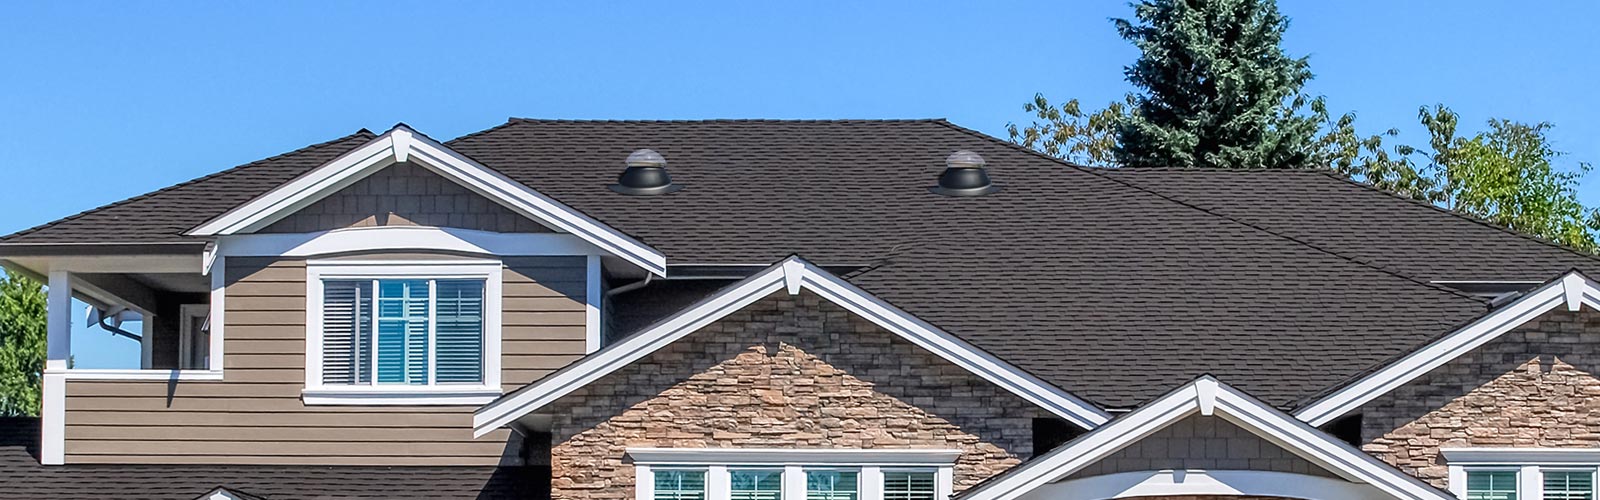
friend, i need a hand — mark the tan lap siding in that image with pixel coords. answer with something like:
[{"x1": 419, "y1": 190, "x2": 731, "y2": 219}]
[{"x1": 63, "y1": 254, "x2": 587, "y2": 465}]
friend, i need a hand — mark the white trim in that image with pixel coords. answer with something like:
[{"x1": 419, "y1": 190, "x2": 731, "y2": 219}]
[
  {"x1": 1296, "y1": 271, "x2": 1600, "y2": 426},
  {"x1": 139, "y1": 315, "x2": 154, "y2": 369},
  {"x1": 46, "y1": 369, "x2": 224, "y2": 381},
  {"x1": 188, "y1": 125, "x2": 667, "y2": 276},
  {"x1": 41, "y1": 270, "x2": 70, "y2": 465},
  {"x1": 199, "y1": 487, "x2": 252, "y2": 500},
  {"x1": 586, "y1": 255, "x2": 602, "y2": 353},
  {"x1": 301, "y1": 386, "x2": 501, "y2": 405},
  {"x1": 215, "y1": 226, "x2": 605, "y2": 259},
  {"x1": 472, "y1": 256, "x2": 1110, "y2": 436},
  {"x1": 626, "y1": 448, "x2": 965, "y2": 466},
  {"x1": 957, "y1": 375, "x2": 1453, "y2": 500},
  {"x1": 209, "y1": 255, "x2": 226, "y2": 373},
  {"x1": 1444, "y1": 447, "x2": 1600, "y2": 465},
  {"x1": 303, "y1": 260, "x2": 503, "y2": 403},
  {"x1": 1026, "y1": 469, "x2": 1387, "y2": 500},
  {"x1": 178, "y1": 303, "x2": 210, "y2": 370}
]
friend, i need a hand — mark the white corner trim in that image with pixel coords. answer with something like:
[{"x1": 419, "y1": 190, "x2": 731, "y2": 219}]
[
  {"x1": 303, "y1": 260, "x2": 503, "y2": 397},
  {"x1": 626, "y1": 448, "x2": 965, "y2": 466},
  {"x1": 586, "y1": 255, "x2": 602, "y2": 353},
  {"x1": 1028, "y1": 469, "x2": 1386, "y2": 500},
  {"x1": 216, "y1": 226, "x2": 604, "y2": 258},
  {"x1": 209, "y1": 255, "x2": 226, "y2": 373},
  {"x1": 472, "y1": 256, "x2": 1111, "y2": 437},
  {"x1": 1442, "y1": 447, "x2": 1600, "y2": 465},
  {"x1": 46, "y1": 369, "x2": 224, "y2": 381},
  {"x1": 301, "y1": 386, "x2": 502, "y2": 406},
  {"x1": 957, "y1": 376, "x2": 1454, "y2": 500},
  {"x1": 187, "y1": 125, "x2": 668, "y2": 276},
  {"x1": 1296, "y1": 271, "x2": 1600, "y2": 426},
  {"x1": 40, "y1": 370, "x2": 64, "y2": 465}
]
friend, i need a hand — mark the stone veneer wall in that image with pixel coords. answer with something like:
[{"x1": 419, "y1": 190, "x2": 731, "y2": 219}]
[
  {"x1": 542, "y1": 292, "x2": 1046, "y2": 500},
  {"x1": 1361, "y1": 309, "x2": 1600, "y2": 487}
]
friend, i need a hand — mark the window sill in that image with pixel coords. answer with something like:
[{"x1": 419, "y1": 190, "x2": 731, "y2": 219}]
[
  {"x1": 301, "y1": 386, "x2": 502, "y2": 405},
  {"x1": 46, "y1": 369, "x2": 223, "y2": 381}
]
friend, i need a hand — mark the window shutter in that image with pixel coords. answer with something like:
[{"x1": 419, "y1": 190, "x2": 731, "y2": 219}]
[
  {"x1": 1545, "y1": 471, "x2": 1595, "y2": 500},
  {"x1": 882, "y1": 471, "x2": 936, "y2": 500},
  {"x1": 435, "y1": 279, "x2": 486, "y2": 383},
  {"x1": 321, "y1": 280, "x2": 372, "y2": 384}
]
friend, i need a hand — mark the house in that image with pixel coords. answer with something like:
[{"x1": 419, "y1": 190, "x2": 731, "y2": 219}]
[{"x1": 3, "y1": 118, "x2": 1599, "y2": 500}]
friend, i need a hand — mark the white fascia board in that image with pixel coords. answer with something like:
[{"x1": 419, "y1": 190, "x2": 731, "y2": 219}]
[
  {"x1": 188, "y1": 126, "x2": 667, "y2": 276},
  {"x1": 626, "y1": 447, "x2": 965, "y2": 466},
  {"x1": 1441, "y1": 447, "x2": 1600, "y2": 465},
  {"x1": 958, "y1": 376, "x2": 1454, "y2": 500},
  {"x1": 473, "y1": 256, "x2": 1110, "y2": 436},
  {"x1": 1295, "y1": 271, "x2": 1600, "y2": 426},
  {"x1": 216, "y1": 226, "x2": 603, "y2": 258},
  {"x1": 1034, "y1": 470, "x2": 1386, "y2": 500}
]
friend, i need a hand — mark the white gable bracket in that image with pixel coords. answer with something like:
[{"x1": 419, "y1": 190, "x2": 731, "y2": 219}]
[
  {"x1": 1562, "y1": 272, "x2": 1586, "y2": 311},
  {"x1": 186, "y1": 125, "x2": 667, "y2": 276},
  {"x1": 472, "y1": 255, "x2": 1110, "y2": 436}
]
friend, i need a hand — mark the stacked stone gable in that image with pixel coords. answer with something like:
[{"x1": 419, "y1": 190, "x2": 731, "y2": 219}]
[
  {"x1": 542, "y1": 292, "x2": 1047, "y2": 500},
  {"x1": 1361, "y1": 309, "x2": 1600, "y2": 487}
]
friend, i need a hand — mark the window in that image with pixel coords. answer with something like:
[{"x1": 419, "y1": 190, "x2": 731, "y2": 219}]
[
  {"x1": 306, "y1": 261, "x2": 502, "y2": 404},
  {"x1": 653, "y1": 470, "x2": 707, "y2": 500},
  {"x1": 805, "y1": 469, "x2": 858, "y2": 500},
  {"x1": 1466, "y1": 470, "x2": 1518, "y2": 500},
  {"x1": 321, "y1": 278, "x2": 485, "y2": 385},
  {"x1": 730, "y1": 469, "x2": 784, "y2": 500},
  {"x1": 882, "y1": 471, "x2": 937, "y2": 500},
  {"x1": 1545, "y1": 471, "x2": 1595, "y2": 500}
]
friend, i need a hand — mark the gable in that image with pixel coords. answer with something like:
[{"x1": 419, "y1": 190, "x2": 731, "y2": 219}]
[
  {"x1": 259, "y1": 162, "x2": 552, "y2": 234},
  {"x1": 473, "y1": 256, "x2": 1110, "y2": 436},
  {"x1": 1069, "y1": 414, "x2": 1335, "y2": 480},
  {"x1": 543, "y1": 291, "x2": 1043, "y2": 494},
  {"x1": 189, "y1": 125, "x2": 666, "y2": 275},
  {"x1": 958, "y1": 377, "x2": 1452, "y2": 500}
]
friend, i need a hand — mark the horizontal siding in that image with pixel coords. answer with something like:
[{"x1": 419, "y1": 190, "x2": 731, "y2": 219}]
[{"x1": 63, "y1": 253, "x2": 587, "y2": 465}]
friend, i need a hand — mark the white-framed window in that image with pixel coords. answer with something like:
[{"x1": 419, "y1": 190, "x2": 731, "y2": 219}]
[
  {"x1": 177, "y1": 304, "x2": 211, "y2": 370},
  {"x1": 304, "y1": 260, "x2": 503, "y2": 405},
  {"x1": 629, "y1": 448, "x2": 958, "y2": 500},
  {"x1": 1445, "y1": 449, "x2": 1600, "y2": 500}
]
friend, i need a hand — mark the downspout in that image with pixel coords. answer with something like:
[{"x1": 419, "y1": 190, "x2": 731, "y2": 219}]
[
  {"x1": 95, "y1": 310, "x2": 142, "y2": 342},
  {"x1": 605, "y1": 273, "x2": 652, "y2": 297}
]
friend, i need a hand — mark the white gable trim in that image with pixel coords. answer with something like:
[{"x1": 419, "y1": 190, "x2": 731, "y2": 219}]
[
  {"x1": 957, "y1": 376, "x2": 1453, "y2": 500},
  {"x1": 472, "y1": 256, "x2": 1110, "y2": 436},
  {"x1": 1295, "y1": 271, "x2": 1600, "y2": 426},
  {"x1": 1029, "y1": 470, "x2": 1388, "y2": 500},
  {"x1": 215, "y1": 226, "x2": 605, "y2": 258},
  {"x1": 187, "y1": 126, "x2": 667, "y2": 276},
  {"x1": 195, "y1": 487, "x2": 254, "y2": 500}
]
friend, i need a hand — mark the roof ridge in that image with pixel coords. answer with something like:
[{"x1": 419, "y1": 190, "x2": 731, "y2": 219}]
[
  {"x1": 1311, "y1": 169, "x2": 1600, "y2": 267},
  {"x1": 505, "y1": 118, "x2": 949, "y2": 124},
  {"x1": 928, "y1": 119, "x2": 1489, "y2": 306},
  {"x1": 0, "y1": 129, "x2": 378, "y2": 243}
]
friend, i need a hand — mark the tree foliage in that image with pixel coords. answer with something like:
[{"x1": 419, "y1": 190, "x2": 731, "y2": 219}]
[
  {"x1": 1007, "y1": 94, "x2": 1131, "y2": 167},
  {"x1": 0, "y1": 270, "x2": 46, "y2": 416},
  {"x1": 1112, "y1": 0, "x2": 1319, "y2": 168}
]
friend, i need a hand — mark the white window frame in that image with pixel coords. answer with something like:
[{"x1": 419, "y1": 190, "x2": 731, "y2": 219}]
[
  {"x1": 629, "y1": 448, "x2": 959, "y2": 500},
  {"x1": 1444, "y1": 448, "x2": 1600, "y2": 500},
  {"x1": 303, "y1": 259, "x2": 503, "y2": 405},
  {"x1": 177, "y1": 303, "x2": 211, "y2": 370}
]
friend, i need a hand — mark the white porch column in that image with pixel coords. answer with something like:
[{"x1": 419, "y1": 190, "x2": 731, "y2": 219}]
[{"x1": 41, "y1": 270, "x2": 72, "y2": 465}]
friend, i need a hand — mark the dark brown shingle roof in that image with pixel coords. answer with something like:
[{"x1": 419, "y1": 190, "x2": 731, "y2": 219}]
[{"x1": 7, "y1": 118, "x2": 1597, "y2": 407}]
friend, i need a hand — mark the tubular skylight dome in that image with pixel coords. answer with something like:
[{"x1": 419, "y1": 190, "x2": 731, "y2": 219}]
[
  {"x1": 930, "y1": 150, "x2": 1000, "y2": 197},
  {"x1": 610, "y1": 149, "x2": 682, "y2": 195}
]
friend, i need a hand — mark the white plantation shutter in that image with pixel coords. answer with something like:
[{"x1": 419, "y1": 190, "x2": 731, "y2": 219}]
[
  {"x1": 321, "y1": 280, "x2": 372, "y2": 384},
  {"x1": 435, "y1": 279, "x2": 486, "y2": 383},
  {"x1": 882, "y1": 471, "x2": 936, "y2": 500},
  {"x1": 1546, "y1": 471, "x2": 1596, "y2": 500}
]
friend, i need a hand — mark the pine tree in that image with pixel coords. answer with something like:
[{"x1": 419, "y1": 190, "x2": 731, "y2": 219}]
[{"x1": 1113, "y1": 0, "x2": 1319, "y2": 168}]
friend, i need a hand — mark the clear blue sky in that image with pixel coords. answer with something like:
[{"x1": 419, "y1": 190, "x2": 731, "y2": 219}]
[{"x1": 2, "y1": 1, "x2": 1596, "y2": 367}]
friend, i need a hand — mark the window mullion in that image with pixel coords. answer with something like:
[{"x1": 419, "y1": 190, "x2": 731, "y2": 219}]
[
  {"x1": 370, "y1": 279, "x2": 379, "y2": 387},
  {"x1": 860, "y1": 467, "x2": 882, "y2": 500},
  {"x1": 427, "y1": 279, "x2": 437, "y2": 386},
  {"x1": 1524, "y1": 465, "x2": 1542, "y2": 500},
  {"x1": 783, "y1": 465, "x2": 804, "y2": 500},
  {"x1": 708, "y1": 466, "x2": 730, "y2": 500}
]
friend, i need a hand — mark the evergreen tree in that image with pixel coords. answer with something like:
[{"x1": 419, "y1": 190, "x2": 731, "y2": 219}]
[{"x1": 1113, "y1": 0, "x2": 1319, "y2": 168}]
